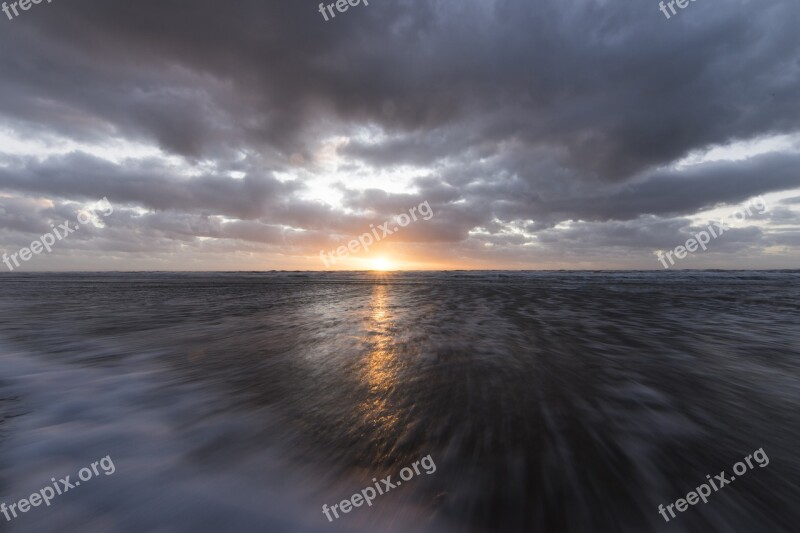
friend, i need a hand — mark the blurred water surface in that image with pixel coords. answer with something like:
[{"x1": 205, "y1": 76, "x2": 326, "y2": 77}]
[{"x1": 0, "y1": 271, "x2": 798, "y2": 532}]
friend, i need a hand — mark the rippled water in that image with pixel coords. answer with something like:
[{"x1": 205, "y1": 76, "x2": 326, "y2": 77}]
[{"x1": 0, "y1": 271, "x2": 798, "y2": 532}]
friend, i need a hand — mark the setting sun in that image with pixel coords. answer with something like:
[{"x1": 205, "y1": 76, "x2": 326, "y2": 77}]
[{"x1": 371, "y1": 258, "x2": 392, "y2": 271}]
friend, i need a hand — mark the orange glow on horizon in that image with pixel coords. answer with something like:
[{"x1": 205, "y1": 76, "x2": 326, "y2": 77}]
[{"x1": 371, "y1": 257, "x2": 392, "y2": 271}]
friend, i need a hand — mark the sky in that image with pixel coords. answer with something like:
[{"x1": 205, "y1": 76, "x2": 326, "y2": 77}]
[{"x1": 0, "y1": 0, "x2": 798, "y2": 271}]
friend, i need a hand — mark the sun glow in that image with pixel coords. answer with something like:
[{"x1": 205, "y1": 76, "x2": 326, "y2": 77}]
[{"x1": 371, "y1": 258, "x2": 392, "y2": 271}]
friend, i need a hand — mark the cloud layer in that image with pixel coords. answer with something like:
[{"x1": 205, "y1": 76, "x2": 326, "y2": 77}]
[{"x1": 0, "y1": 0, "x2": 798, "y2": 269}]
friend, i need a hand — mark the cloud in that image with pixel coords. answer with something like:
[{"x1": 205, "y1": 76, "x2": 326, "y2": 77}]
[
  {"x1": 0, "y1": 152, "x2": 298, "y2": 220},
  {"x1": 0, "y1": 0, "x2": 798, "y2": 269}
]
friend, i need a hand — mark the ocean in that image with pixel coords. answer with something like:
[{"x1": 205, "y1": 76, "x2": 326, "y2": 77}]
[{"x1": 0, "y1": 271, "x2": 798, "y2": 532}]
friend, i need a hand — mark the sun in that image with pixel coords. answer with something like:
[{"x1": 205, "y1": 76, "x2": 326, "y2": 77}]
[{"x1": 371, "y1": 258, "x2": 392, "y2": 271}]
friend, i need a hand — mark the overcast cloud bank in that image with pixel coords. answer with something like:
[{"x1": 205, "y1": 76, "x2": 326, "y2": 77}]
[{"x1": 0, "y1": 0, "x2": 798, "y2": 270}]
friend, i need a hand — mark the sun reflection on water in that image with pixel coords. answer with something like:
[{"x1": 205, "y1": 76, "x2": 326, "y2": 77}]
[{"x1": 358, "y1": 281, "x2": 403, "y2": 451}]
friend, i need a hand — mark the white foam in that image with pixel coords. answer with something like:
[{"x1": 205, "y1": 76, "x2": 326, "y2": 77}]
[{"x1": 0, "y1": 341, "x2": 345, "y2": 532}]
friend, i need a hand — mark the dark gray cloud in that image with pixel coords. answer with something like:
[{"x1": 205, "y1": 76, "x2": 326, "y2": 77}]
[
  {"x1": 0, "y1": 0, "x2": 798, "y2": 269},
  {"x1": 1, "y1": 0, "x2": 798, "y2": 171},
  {"x1": 0, "y1": 153, "x2": 297, "y2": 220}
]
